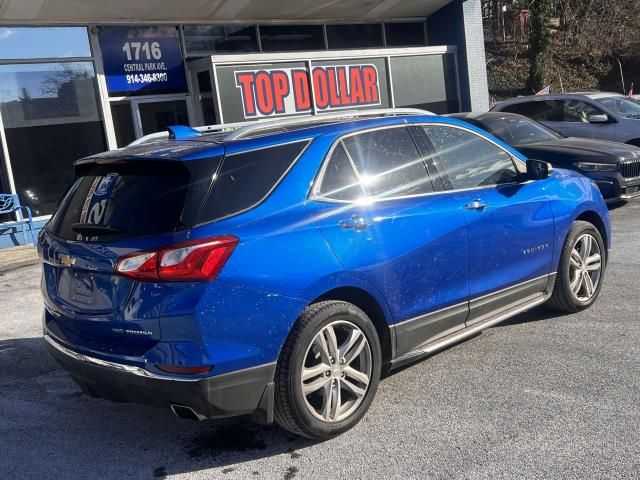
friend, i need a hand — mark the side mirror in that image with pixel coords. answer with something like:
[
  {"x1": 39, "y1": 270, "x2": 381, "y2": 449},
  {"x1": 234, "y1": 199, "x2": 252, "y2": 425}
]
[
  {"x1": 588, "y1": 114, "x2": 609, "y2": 124},
  {"x1": 526, "y1": 159, "x2": 553, "y2": 180}
]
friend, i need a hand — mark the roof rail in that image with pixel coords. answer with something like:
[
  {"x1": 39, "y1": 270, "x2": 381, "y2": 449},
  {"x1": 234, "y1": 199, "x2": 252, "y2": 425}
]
[
  {"x1": 225, "y1": 108, "x2": 434, "y2": 140},
  {"x1": 127, "y1": 108, "x2": 434, "y2": 147},
  {"x1": 127, "y1": 119, "x2": 256, "y2": 147}
]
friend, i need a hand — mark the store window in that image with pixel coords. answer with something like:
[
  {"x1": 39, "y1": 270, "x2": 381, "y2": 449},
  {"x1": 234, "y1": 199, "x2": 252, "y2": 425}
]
[
  {"x1": 259, "y1": 25, "x2": 325, "y2": 52},
  {"x1": 326, "y1": 24, "x2": 384, "y2": 49},
  {"x1": 0, "y1": 62, "x2": 106, "y2": 216},
  {"x1": 384, "y1": 22, "x2": 426, "y2": 47},
  {"x1": 183, "y1": 25, "x2": 259, "y2": 56},
  {"x1": 0, "y1": 27, "x2": 91, "y2": 59},
  {"x1": 390, "y1": 53, "x2": 459, "y2": 113},
  {"x1": 196, "y1": 71, "x2": 216, "y2": 124}
]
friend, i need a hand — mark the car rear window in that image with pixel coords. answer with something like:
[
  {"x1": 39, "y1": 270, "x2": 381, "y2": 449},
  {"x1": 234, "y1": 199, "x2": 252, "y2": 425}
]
[
  {"x1": 47, "y1": 158, "x2": 220, "y2": 242},
  {"x1": 197, "y1": 140, "x2": 309, "y2": 223}
]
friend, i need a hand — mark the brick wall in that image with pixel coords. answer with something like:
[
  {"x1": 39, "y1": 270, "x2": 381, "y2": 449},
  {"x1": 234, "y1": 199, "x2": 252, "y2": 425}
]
[
  {"x1": 461, "y1": 0, "x2": 490, "y2": 112},
  {"x1": 428, "y1": 0, "x2": 490, "y2": 112}
]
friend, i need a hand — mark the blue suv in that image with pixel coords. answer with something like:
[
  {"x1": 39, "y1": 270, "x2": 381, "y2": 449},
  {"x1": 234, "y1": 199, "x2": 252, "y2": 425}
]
[{"x1": 39, "y1": 112, "x2": 611, "y2": 440}]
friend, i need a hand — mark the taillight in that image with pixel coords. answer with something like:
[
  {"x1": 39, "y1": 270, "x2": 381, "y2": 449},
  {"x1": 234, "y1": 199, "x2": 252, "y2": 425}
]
[{"x1": 115, "y1": 235, "x2": 238, "y2": 282}]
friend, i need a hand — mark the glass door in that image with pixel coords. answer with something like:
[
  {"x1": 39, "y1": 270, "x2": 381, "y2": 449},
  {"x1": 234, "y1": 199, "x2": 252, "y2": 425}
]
[
  {"x1": 109, "y1": 95, "x2": 192, "y2": 147},
  {"x1": 132, "y1": 96, "x2": 191, "y2": 138},
  {"x1": 193, "y1": 69, "x2": 217, "y2": 125}
]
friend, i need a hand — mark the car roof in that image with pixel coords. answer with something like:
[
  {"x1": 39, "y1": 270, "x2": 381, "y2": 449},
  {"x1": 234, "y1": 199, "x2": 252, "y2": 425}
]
[
  {"x1": 447, "y1": 111, "x2": 524, "y2": 122},
  {"x1": 80, "y1": 114, "x2": 505, "y2": 163},
  {"x1": 493, "y1": 91, "x2": 623, "y2": 109}
]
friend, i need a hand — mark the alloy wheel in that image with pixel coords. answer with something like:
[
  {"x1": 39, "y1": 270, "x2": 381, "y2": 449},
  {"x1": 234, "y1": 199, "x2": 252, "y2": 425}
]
[
  {"x1": 300, "y1": 320, "x2": 372, "y2": 423},
  {"x1": 569, "y1": 233, "x2": 602, "y2": 302}
]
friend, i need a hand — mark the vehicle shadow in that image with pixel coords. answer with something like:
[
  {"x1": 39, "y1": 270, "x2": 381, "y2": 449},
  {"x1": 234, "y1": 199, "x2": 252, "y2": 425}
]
[
  {"x1": 495, "y1": 304, "x2": 564, "y2": 327},
  {"x1": 383, "y1": 304, "x2": 562, "y2": 378},
  {"x1": 0, "y1": 304, "x2": 567, "y2": 478},
  {"x1": 607, "y1": 200, "x2": 628, "y2": 211},
  {"x1": 0, "y1": 337, "x2": 316, "y2": 479}
]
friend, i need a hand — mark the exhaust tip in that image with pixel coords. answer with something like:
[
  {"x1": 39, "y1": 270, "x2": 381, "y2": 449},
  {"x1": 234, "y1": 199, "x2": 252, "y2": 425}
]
[{"x1": 170, "y1": 404, "x2": 203, "y2": 421}]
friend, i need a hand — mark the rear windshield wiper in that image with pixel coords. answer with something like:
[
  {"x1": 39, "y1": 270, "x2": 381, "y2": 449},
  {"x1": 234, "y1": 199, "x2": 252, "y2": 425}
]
[{"x1": 71, "y1": 223, "x2": 123, "y2": 235}]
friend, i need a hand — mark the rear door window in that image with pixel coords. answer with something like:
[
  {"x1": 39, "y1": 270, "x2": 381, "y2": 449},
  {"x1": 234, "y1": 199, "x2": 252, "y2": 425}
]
[
  {"x1": 48, "y1": 158, "x2": 220, "y2": 242},
  {"x1": 341, "y1": 127, "x2": 434, "y2": 198},
  {"x1": 198, "y1": 140, "x2": 308, "y2": 223},
  {"x1": 315, "y1": 143, "x2": 364, "y2": 201}
]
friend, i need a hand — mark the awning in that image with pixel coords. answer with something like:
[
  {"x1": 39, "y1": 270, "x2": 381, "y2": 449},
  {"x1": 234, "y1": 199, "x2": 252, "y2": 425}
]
[{"x1": 0, "y1": 0, "x2": 453, "y2": 23}]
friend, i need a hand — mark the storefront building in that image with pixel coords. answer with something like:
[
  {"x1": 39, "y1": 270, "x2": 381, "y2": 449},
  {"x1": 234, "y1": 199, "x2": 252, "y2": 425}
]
[{"x1": 0, "y1": 0, "x2": 488, "y2": 247}]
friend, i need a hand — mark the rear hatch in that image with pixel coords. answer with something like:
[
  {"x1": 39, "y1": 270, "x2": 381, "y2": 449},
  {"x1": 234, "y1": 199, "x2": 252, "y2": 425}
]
[{"x1": 40, "y1": 152, "x2": 222, "y2": 357}]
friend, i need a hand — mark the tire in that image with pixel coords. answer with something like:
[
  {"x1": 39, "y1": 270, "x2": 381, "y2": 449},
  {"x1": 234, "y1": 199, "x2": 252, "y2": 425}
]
[
  {"x1": 274, "y1": 301, "x2": 382, "y2": 440},
  {"x1": 548, "y1": 221, "x2": 606, "y2": 313}
]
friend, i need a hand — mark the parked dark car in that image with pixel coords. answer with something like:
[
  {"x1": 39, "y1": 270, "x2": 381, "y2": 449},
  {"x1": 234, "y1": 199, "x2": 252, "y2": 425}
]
[
  {"x1": 449, "y1": 112, "x2": 640, "y2": 201},
  {"x1": 491, "y1": 92, "x2": 640, "y2": 146}
]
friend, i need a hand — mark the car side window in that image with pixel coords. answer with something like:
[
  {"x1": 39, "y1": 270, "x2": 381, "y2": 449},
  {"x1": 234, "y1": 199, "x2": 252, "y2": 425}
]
[
  {"x1": 315, "y1": 143, "x2": 364, "y2": 201},
  {"x1": 502, "y1": 100, "x2": 564, "y2": 122},
  {"x1": 198, "y1": 141, "x2": 308, "y2": 223},
  {"x1": 341, "y1": 127, "x2": 434, "y2": 198},
  {"x1": 421, "y1": 125, "x2": 519, "y2": 190},
  {"x1": 561, "y1": 100, "x2": 605, "y2": 123}
]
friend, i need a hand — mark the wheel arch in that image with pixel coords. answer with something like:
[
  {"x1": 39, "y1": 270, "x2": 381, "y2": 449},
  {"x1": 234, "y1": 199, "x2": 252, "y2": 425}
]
[
  {"x1": 575, "y1": 210, "x2": 609, "y2": 254},
  {"x1": 312, "y1": 286, "x2": 393, "y2": 365}
]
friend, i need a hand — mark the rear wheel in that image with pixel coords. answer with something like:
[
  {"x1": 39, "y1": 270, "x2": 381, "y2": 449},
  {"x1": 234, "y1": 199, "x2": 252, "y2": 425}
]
[
  {"x1": 548, "y1": 221, "x2": 606, "y2": 313},
  {"x1": 274, "y1": 301, "x2": 381, "y2": 440}
]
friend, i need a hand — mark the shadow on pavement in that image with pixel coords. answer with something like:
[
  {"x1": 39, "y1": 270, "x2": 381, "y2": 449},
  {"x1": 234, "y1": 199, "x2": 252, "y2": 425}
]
[
  {"x1": 0, "y1": 336, "x2": 316, "y2": 479},
  {"x1": 607, "y1": 200, "x2": 628, "y2": 211},
  {"x1": 0, "y1": 303, "x2": 569, "y2": 478},
  {"x1": 495, "y1": 304, "x2": 566, "y2": 327}
]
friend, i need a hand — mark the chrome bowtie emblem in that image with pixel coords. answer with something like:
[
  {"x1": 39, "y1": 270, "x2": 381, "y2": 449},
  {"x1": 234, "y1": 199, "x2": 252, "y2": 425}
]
[{"x1": 60, "y1": 255, "x2": 76, "y2": 267}]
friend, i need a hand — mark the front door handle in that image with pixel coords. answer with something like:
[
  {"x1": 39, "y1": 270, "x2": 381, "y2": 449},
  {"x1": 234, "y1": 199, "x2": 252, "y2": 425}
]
[
  {"x1": 465, "y1": 199, "x2": 489, "y2": 211},
  {"x1": 339, "y1": 215, "x2": 369, "y2": 231}
]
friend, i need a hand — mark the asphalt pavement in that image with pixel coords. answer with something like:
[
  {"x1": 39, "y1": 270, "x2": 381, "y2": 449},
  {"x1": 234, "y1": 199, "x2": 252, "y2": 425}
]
[{"x1": 1, "y1": 201, "x2": 639, "y2": 480}]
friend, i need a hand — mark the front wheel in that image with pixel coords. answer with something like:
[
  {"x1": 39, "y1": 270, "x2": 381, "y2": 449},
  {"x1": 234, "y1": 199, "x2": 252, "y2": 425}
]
[
  {"x1": 548, "y1": 221, "x2": 606, "y2": 313},
  {"x1": 274, "y1": 301, "x2": 382, "y2": 440}
]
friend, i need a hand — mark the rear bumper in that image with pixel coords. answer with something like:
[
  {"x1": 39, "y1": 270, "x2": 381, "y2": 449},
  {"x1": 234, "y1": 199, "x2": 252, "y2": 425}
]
[{"x1": 44, "y1": 333, "x2": 276, "y2": 422}]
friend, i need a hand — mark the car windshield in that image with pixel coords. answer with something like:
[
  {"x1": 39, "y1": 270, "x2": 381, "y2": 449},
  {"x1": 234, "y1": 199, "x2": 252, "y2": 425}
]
[
  {"x1": 595, "y1": 96, "x2": 640, "y2": 119},
  {"x1": 474, "y1": 115, "x2": 562, "y2": 145}
]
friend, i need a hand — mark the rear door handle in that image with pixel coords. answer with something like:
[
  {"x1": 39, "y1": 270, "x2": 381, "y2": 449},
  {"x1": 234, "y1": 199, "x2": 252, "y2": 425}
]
[
  {"x1": 339, "y1": 215, "x2": 370, "y2": 231},
  {"x1": 465, "y1": 199, "x2": 489, "y2": 211}
]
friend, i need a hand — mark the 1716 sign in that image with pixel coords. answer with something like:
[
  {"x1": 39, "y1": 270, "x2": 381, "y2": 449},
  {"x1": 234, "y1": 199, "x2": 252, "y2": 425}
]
[{"x1": 98, "y1": 26, "x2": 187, "y2": 95}]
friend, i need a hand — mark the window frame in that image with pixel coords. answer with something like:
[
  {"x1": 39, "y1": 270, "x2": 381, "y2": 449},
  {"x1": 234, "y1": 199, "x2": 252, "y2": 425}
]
[
  {"x1": 310, "y1": 124, "x2": 439, "y2": 204},
  {"x1": 194, "y1": 138, "x2": 312, "y2": 226}
]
